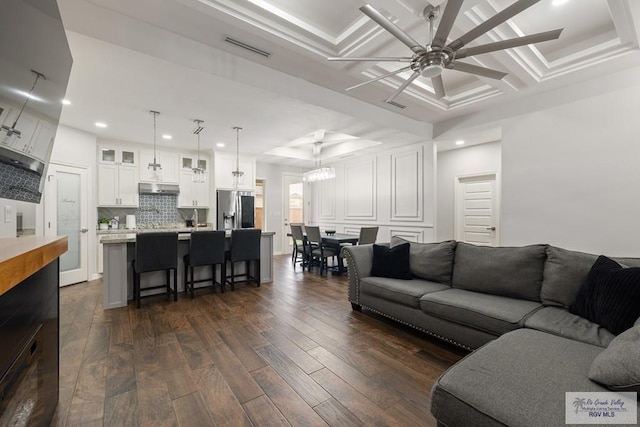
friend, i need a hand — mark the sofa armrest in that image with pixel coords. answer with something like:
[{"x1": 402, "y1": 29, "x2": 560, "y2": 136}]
[{"x1": 342, "y1": 244, "x2": 374, "y2": 305}]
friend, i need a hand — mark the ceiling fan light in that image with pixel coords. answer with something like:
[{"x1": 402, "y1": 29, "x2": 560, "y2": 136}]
[{"x1": 421, "y1": 64, "x2": 444, "y2": 78}]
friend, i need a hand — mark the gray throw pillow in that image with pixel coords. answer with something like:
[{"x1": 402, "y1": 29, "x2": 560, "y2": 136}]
[
  {"x1": 390, "y1": 237, "x2": 456, "y2": 284},
  {"x1": 589, "y1": 324, "x2": 640, "y2": 392}
]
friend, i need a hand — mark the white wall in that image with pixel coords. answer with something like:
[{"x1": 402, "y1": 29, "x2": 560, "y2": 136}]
[
  {"x1": 49, "y1": 125, "x2": 99, "y2": 278},
  {"x1": 436, "y1": 141, "x2": 501, "y2": 241},
  {"x1": 500, "y1": 84, "x2": 640, "y2": 256},
  {"x1": 256, "y1": 162, "x2": 306, "y2": 254},
  {"x1": 0, "y1": 199, "x2": 17, "y2": 238},
  {"x1": 309, "y1": 141, "x2": 436, "y2": 243}
]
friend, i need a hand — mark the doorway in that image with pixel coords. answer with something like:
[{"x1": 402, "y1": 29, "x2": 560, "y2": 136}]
[
  {"x1": 454, "y1": 173, "x2": 499, "y2": 246},
  {"x1": 44, "y1": 163, "x2": 89, "y2": 286},
  {"x1": 282, "y1": 173, "x2": 303, "y2": 255},
  {"x1": 255, "y1": 179, "x2": 265, "y2": 230}
]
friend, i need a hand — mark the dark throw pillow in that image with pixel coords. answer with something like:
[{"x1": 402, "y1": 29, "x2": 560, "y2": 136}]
[
  {"x1": 370, "y1": 243, "x2": 412, "y2": 280},
  {"x1": 569, "y1": 255, "x2": 640, "y2": 335}
]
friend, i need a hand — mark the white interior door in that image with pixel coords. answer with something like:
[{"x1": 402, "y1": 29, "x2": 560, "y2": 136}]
[
  {"x1": 282, "y1": 173, "x2": 303, "y2": 254},
  {"x1": 45, "y1": 163, "x2": 89, "y2": 286},
  {"x1": 455, "y1": 173, "x2": 499, "y2": 246}
]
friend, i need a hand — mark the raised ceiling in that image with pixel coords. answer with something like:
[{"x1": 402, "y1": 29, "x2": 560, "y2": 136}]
[{"x1": 56, "y1": 0, "x2": 640, "y2": 163}]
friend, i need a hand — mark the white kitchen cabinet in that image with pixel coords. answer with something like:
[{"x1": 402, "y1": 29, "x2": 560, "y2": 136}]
[
  {"x1": 180, "y1": 155, "x2": 208, "y2": 172},
  {"x1": 214, "y1": 153, "x2": 255, "y2": 190},
  {"x1": 139, "y1": 149, "x2": 179, "y2": 183},
  {"x1": 99, "y1": 145, "x2": 137, "y2": 166},
  {"x1": 178, "y1": 170, "x2": 210, "y2": 207},
  {"x1": 0, "y1": 110, "x2": 54, "y2": 162},
  {"x1": 98, "y1": 163, "x2": 138, "y2": 207}
]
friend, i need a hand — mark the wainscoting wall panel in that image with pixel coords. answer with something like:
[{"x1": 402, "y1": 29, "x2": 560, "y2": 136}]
[
  {"x1": 344, "y1": 158, "x2": 377, "y2": 220},
  {"x1": 389, "y1": 228, "x2": 424, "y2": 243},
  {"x1": 391, "y1": 147, "x2": 423, "y2": 222},
  {"x1": 317, "y1": 178, "x2": 335, "y2": 220}
]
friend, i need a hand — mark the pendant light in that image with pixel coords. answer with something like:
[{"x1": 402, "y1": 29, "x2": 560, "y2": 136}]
[
  {"x1": 148, "y1": 110, "x2": 162, "y2": 181},
  {"x1": 192, "y1": 119, "x2": 206, "y2": 183},
  {"x1": 232, "y1": 126, "x2": 244, "y2": 188},
  {"x1": 1, "y1": 70, "x2": 46, "y2": 141}
]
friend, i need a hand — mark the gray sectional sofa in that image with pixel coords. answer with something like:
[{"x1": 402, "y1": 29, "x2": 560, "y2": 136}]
[{"x1": 343, "y1": 238, "x2": 640, "y2": 427}]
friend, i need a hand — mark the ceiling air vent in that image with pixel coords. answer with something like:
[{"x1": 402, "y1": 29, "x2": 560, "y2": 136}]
[
  {"x1": 385, "y1": 100, "x2": 406, "y2": 109},
  {"x1": 224, "y1": 36, "x2": 271, "y2": 58}
]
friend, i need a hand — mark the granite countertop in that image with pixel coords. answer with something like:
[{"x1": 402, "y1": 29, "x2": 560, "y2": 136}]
[
  {"x1": 100, "y1": 230, "x2": 275, "y2": 244},
  {"x1": 97, "y1": 225, "x2": 213, "y2": 235}
]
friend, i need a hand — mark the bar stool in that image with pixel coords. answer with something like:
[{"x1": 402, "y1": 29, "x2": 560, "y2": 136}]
[
  {"x1": 132, "y1": 232, "x2": 178, "y2": 308},
  {"x1": 183, "y1": 230, "x2": 226, "y2": 298},
  {"x1": 226, "y1": 229, "x2": 261, "y2": 290}
]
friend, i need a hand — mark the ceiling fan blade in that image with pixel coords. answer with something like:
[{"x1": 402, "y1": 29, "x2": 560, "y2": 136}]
[
  {"x1": 448, "y1": 0, "x2": 542, "y2": 51},
  {"x1": 360, "y1": 4, "x2": 424, "y2": 54},
  {"x1": 447, "y1": 62, "x2": 507, "y2": 80},
  {"x1": 455, "y1": 29, "x2": 563, "y2": 59},
  {"x1": 346, "y1": 66, "x2": 412, "y2": 91},
  {"x1": 385, "y1": 71, "x2": 420, "y2": 103},
  {"x1": 432, "y1": 75, "x2": 446, "y2": 99},
  {"x1": 431, "y1": 0, "x2": 464, "y2": 49},
  {"x1": 328, "y1": 57, "x2": 413, "y2": 62}
]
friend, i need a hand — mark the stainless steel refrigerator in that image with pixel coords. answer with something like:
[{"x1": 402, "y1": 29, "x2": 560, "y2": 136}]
[{"x1": 217, "y1": 190, "x2": 255, "y2": 230}]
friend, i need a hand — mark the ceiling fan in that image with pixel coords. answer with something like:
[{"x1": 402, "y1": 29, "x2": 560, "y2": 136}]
[{"x1": 328, "y1": 0, "x2": 563, "y2": 101}]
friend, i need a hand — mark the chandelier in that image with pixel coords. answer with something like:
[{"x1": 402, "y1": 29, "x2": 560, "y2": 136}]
[
  {"x1": 303, "y1": 142, "x2": 335, "y2": 182},
  {"x1": 192, "y1": 119, "x2": 206, "y2": 183},
  {"x1": 232, "y1": 126, "x2": 244, "y2": 188}
]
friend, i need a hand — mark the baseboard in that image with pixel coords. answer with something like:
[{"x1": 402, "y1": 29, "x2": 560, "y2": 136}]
[{"x1": 90, "y1": 273, "x2": 103, "y2": 281}]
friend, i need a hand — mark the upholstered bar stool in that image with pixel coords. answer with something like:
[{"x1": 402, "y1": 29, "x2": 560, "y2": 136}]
[
  {"x1": 183, "y1": 230, "x2": 226, "y2": 298},
  {"x1": 132, "y1": 232, "x2": 178, "y2": 308},
  {"x1": 226, "y1": 229, "x2": 261, "y2": 290}
]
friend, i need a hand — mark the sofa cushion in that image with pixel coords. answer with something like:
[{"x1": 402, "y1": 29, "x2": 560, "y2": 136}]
[
  {"x1": 524, "y1": 306, "x2": 615, "y2": 347},
  {"x1": 370, "y1": 243, "x2": 412, "y2": 280},
  {"x1": 431, "y1": 329, "x2": 612, "y2": 427},
  {"x1": 419, "y1": 289, "x2": 541, "y2": 335},
  {"x1": 542, "y1": 246, "x2": 599, "y2": 308},
  {"x1": 451, "y1": 242, "x2": 546, "y2": 302},
  {"x1": 360, "y1": 277, "x2": 449, "y2": 308},
  {"x1": 390, "y1": 237, "x2": 456, "y2": 284},
  {"x1": 542, "y1": 246, "x2": 640, "y2": 308},
  {"x1": 589, "y1": 324, "x2": 640, "y2": 392},
  {"x1": 570, "y1": 255, "x2": 640, "y2": 335}
]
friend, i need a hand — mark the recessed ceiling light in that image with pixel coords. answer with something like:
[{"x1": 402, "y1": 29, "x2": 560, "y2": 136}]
[
  {"x1": 162, "y1": 134, "x2": 172, "y2": 140},
  {"x1": 216, "y1": 143, "x2": 225, "y2": 148},
  {"x1": 455, "y1": 140, "x2": 465, "y2": 146},
  {"x1": 552, "y1": 0, "x2": 569, "y2": 6},
  {"x1": 95, "y1": 122, "x2": 107, "y2": 128},
  {"x1": 62, "y1": 99, "x2": 71, "y2": 105}
]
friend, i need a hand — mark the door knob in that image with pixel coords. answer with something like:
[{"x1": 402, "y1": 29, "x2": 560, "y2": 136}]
[
  {"x1": 486, "y1": 227, "x2": 496, "y2": 231},
  {"x1": 81, "y1": 228, "x2": 89, "y2": 233}
]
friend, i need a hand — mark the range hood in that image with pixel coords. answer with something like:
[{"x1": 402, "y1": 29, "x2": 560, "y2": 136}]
[{"x1": 138, "y1": 183, "x2": 180, "y2": 195}]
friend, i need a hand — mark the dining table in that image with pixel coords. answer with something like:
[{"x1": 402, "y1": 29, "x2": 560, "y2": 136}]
[{"x1": 288, "y1": 231, "x2": 359, "y2": 274}]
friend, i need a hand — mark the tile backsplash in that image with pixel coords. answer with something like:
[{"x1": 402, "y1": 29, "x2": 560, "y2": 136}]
[
  {"x1": 0, "y1": 161, "x2": 42, "y2": 203},
  {"x1": 98, "y1": 194, "x2": 205, "y2": 227}
]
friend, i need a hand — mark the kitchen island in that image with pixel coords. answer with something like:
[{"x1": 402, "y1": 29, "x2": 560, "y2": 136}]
[
  {"x1": 100, "y1": 230, "x2": 274, "y2": 309},
  {"x1": 0, "y1": 236, "x2": 67, "y2": 426}
]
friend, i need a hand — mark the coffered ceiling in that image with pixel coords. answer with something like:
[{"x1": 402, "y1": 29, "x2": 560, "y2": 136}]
[{"x1": 57, "y1": 0, "x2": 640, "y2": 164}]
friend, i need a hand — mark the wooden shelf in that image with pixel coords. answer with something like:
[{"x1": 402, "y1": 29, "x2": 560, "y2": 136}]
[{"x1": 0, "y1": 236, "x2": 68, "y2": 297}]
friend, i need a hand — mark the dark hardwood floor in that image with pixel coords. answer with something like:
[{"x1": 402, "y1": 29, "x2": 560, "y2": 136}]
[{"x1": 53, "y1": 255, "x2": 466, "y2": 426}]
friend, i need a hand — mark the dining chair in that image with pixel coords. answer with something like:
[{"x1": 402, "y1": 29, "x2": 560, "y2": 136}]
[
  {"x1": 290, "y1": 224, "x2": 305, "y2": 268},
  {"x1": 305, "y1": 226, "x2": 337, "y2": 275},
  {"x1": 132, "y1": 232, "x2": 178, "y2": 308},
  {"x1": 358, "y1": 226, "x2": 379, "y2": 245},
  {"x1": 183, "y1": 230, "x2": 226, "y2": 298},
  {"x1": 226, "y1": 228, "x2": 261, "y2": 290}
]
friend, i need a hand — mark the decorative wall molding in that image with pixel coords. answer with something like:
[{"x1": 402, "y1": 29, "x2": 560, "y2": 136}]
[
  {"x1": 389, "y1": 228, "x2": 424, "y2": 243},
  {"x1": 390, "y1": 146, "x2": 423, "y2": 222},
  {"x1": 344, "y1": 158, "x2": 377, "y2": 220},
  {"x1": 317, "y1": 178, "x2": 335, "y2": 220}
]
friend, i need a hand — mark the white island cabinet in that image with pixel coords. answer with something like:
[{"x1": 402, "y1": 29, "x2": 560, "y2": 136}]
[{"x1": 100, "y1": 231, "x2": 274, "y2": 309}]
